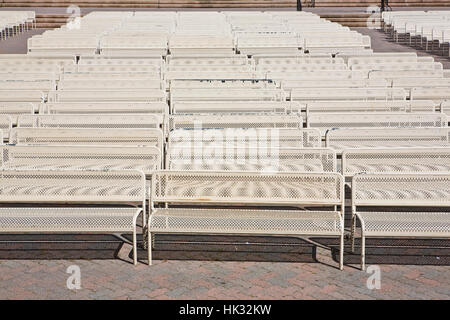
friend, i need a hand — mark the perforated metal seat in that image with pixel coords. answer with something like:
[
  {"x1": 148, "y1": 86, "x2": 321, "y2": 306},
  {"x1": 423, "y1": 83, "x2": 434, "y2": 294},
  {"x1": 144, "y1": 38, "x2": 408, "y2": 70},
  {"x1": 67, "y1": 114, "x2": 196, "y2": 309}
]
[
  {"x1": 0, "y1": 207, "x2": 141, "y2": 232},
  {"x1": 354, "y1": 212, "x2": 450, "y2": 237},
  {"x1": 149, "y1": 209, "x2": 342, "y2": 235}
]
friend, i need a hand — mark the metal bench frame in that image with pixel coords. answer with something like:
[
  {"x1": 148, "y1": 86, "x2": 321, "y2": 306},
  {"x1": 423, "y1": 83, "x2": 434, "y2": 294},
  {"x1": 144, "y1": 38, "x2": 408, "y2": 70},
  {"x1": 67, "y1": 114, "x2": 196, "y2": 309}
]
[
  {"x1": 147, "y1": 171, "x2": 345, "y2": 269},
  {"x1": 351, "y1": 173, "x2": 450, "y2": 270},
  {"x1": 0, "y1": 169, "x2": 146, "y2": 265}
]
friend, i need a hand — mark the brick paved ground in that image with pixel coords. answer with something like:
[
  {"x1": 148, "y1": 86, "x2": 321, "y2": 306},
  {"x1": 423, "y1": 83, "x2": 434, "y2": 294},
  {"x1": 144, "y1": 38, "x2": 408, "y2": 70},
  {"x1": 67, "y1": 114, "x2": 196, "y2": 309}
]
[
  {"x1": 0, "y1": 16, "x2": 449, "y2": 300},
  {"x1": 0, "y1": 233, "x2": 448, "y2": 299}
]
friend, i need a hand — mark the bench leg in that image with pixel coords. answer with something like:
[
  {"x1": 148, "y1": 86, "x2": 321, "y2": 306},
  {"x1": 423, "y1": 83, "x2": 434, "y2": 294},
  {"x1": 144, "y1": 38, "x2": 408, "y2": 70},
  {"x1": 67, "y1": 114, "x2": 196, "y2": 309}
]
[
  {"x1": 350, "y1": 216, "x2": 356, "y2": 253},
  {"x1": 133, "y1": 225, "x2": 138, "y2": 266},
  {"x1": 361, "y1": 232, "x2": 366, "y2": 271},
  {"x1": 339, "y1": 232, "x2": 344, "y2": 271},
  {"x1": 148, "y1": 231, "x2": 153, "y2": 266}
]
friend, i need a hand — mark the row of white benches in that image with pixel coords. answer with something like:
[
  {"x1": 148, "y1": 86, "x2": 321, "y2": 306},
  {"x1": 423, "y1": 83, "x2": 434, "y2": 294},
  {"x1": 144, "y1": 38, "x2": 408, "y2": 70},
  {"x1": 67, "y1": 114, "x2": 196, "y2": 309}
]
[
  {"x1": 4, "y1": 87, "x2": 450, "y2": 105},
  {"x1": 383, "y1": 10, "x2": 450, "y2": 56},
  {"x1": 0, "y1": 166, "x2": 448, "y2": 269},
  {"x1": 0, "y1": 111, "x2": 448, "y2": 139},
  {"x1": 1, "y1": 143, "x2": 449, "y2": 177},
  {"x1": 1, "y1": 126, "x2": 449, "y2": 155},
  {"x1": 5, "y1": 99, "x2": 449, "y2": 123}
]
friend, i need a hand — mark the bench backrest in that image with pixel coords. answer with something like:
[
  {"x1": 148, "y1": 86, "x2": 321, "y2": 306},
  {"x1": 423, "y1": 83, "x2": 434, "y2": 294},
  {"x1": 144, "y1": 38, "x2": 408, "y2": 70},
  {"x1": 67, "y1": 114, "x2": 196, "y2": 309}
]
[
  {"x1": 326, "y1": 128, "x2": 449, "y2": 152},
  {"x1": 170, "y1": 88, "x2": 285, "y2": 102},
  {"x1": 78, "y1": 57, "x2": 163, "y2": 66},
  {"x1": 0, "y1": 102, "x2": 35, "y2": 124},
  {"x1": 282, "y1": 79, "x2": 388, "y2": 90},
  {"x1": 0, "y1": 169, "x2": 145, "y2": 205},
  {"x1": 306, "y1": 100, "x2": 436, "y2": 114},
  {"x1": 369, "y1": 70, "x2": 444, "y2": 79},
  {"x1": 291, "y1": 88, "x2": 407, "y2": 101},
  {"x1": 170, "y1": 80, "x2": 275, "y2": 89},
  {"x1": 0, "y1": 80, "x2": 56, "y2": 91},
  {"x1": 352, "y1": 173, "x2": 450, "y2": 207},
  {"x1": 351, "y1": 62, "x2": 443, "y2": 71},
  {"x1": 167, "y1": 56, "x2": 249, "y2": 66},
  {"x1": 308, "y1": 113, "x2": 447, "y2": 136},
  {"x1": 168, "y1": 128, "x2": 321, "y2": 149},
  {"x1": 17, "y1": 114, "x2": 161, "y2": 129},
  {"x1": 0, "y1": 65, "x2": 60, "y2": 74},
  {"x1": 151, "y1": 171, "x2": 344, "y2": 207},
  {"x1": 10, "y1": 128, "x2": 163, "y2": 149},
  {"x1": 168, "y1": 114, "x2": 302, "y2": 131},
  {"x1": 171, "y1": 101, "x2": 297, "y2": 114},
  {"x1": 342, "y1": 147, "x2": 450, "y2": 176},
  {"x1": 168, "y1": 147, "x2": 336, "y2": 172},
  {"x1": 411, "y1": 88, "x2": 450, "y2": 101},
  {"x1": 257, "y1": 64, "x2": 348, "y2": 72},
  {"x1": 0, "y1": 90, "x2": 44, "y2": 103},
  {"x1": 48, "y1": 90, "x2": 166, "y2": 102},
  {"x1": 41, "y1": 102, "x2": 167, "y2": 116},
  {"x1": 0, "y1": 145, "x2": 161, "y2": 175},
  {"x1": 165, "y1": 71, "x2": 261, "y2": 80},
  {"x1": 61, "y1": 73, "x2": 160, "y2": 80},
  {"x1": 58, "y1": 79, "x2": 162, "y2": 90},
  {"x1": 64, "y1": 64, "x2": 160, "y2": 74}
]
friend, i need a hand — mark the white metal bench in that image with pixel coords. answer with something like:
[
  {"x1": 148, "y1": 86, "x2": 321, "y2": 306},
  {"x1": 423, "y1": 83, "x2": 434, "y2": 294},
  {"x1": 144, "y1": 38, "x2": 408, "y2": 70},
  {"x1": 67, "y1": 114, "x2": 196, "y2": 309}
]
[
  {"x1": 351, "y1": 173, "x2": 450, "y2": 270},
  {"x1": 0, "y1": 169, "x2": 146, "y2": 265},
  {"x1": 342, "y1": 147, "x2": 450, "y2": 177},
  {"x1": 147, "y1": 171, "x2": 345, "y2": 269},
  {"x1": 326, "y1": 128, "x2": 449, "y2": 153}
]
